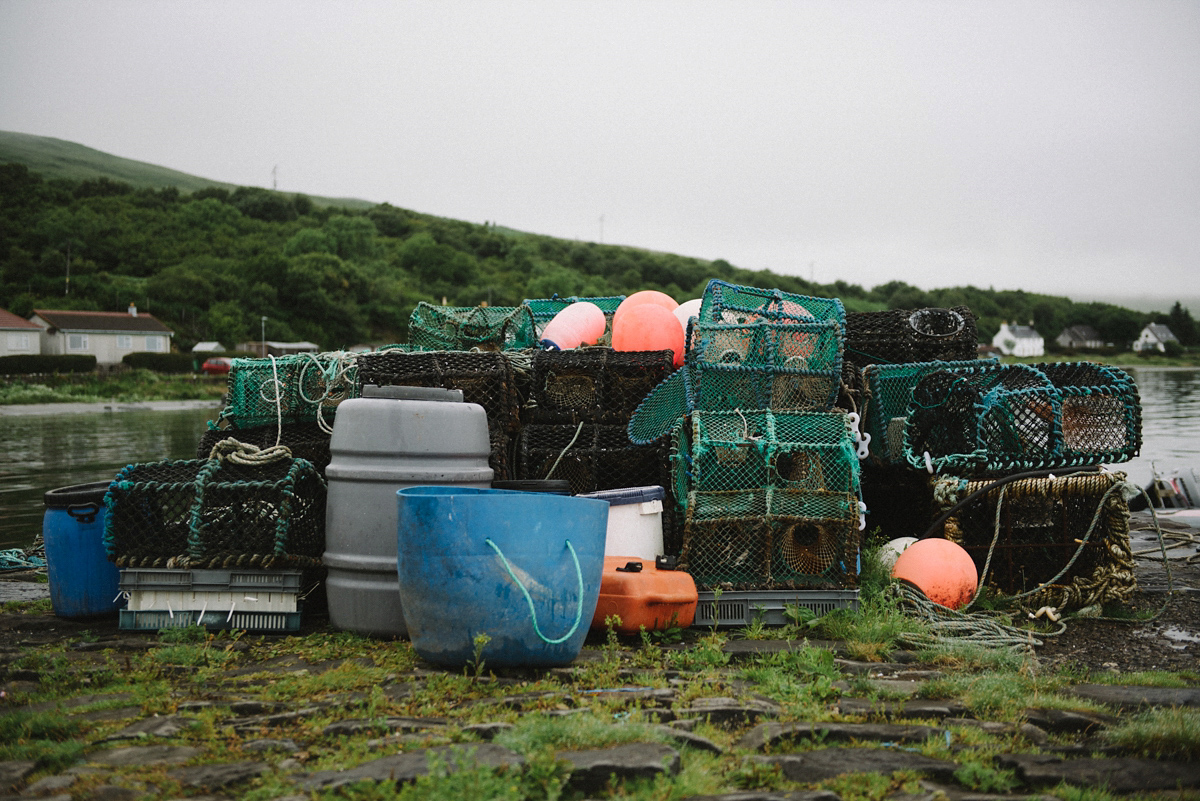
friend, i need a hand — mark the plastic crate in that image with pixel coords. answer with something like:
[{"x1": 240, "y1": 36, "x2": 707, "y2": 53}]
[
  {"x1": 120, "y1": 569, "x2": 303, "y2": 614},
  {"x1": 119, "y1": 609, "x2": 302, "y2": 632},
  {"x1": 693, "y1": 589, "x2": 859, "y2": 628}
]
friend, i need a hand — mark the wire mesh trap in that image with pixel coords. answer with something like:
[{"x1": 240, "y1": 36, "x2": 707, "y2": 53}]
[
  {"x1": 525, "y1": 347, "x2": 674, "y2": 425},
  {"x1": 104, "y1": 450, "x2": 326, "y2": 570},
  {"x1": 198, "y1": 422, "x2": 333, "y2": 476},
  {"x1": 524, "y1": 295, "x2": 626, "y2": 345},
  {"x1": 407, "y1": 303, "x2": 539, "y2": 351},
  {"x1": 220, "y1": 353, "x2": 359, "y2": 430},
  {"x1": 516, "y1": 423, "x2": 667, "y2": 495},
  {"x1": 844, "y1": 306, "x2": 978, "y2": 369}
]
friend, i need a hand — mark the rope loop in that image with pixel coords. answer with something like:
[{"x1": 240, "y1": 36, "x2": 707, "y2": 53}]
[{"x1": 485, "y1": 538, "x2": 584, "y2": 645}]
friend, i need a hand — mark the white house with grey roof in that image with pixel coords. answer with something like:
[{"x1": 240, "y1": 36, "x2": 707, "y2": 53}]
[
  {"x1": 29, "y1": 305, "x2": 174, "y2": 366},
  {"x1": 1133, "y1": 323, "x2": 1179, "y2": 353},
  {"x1": 1, "y1": 308, "x2": 42, "y2": 357},
  {"x1": 992, "y1": 322, "x2": 1045, "y2": 357}
]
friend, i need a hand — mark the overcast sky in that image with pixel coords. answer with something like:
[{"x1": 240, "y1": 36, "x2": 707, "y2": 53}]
[{"x1": 2, "y1": 1, "x2": 1197, "y2": 305}]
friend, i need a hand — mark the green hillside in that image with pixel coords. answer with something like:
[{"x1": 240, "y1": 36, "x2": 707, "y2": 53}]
[
  {"x1": 0, "y1": 134, "x2": 1195, "y2": 355},
  {"x1": 0, "y1": 130, "x2": 375, "y2": 210}
]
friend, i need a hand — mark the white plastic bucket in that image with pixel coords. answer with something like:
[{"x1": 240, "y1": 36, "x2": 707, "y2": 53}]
[{"x1": 578, "y1": 485, "x2": 665, "y2": 560}]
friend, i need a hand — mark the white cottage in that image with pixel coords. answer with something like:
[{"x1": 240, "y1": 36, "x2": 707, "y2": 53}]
[
  {"x1": 1133, "y1": 323, "x2": 1179, "y2": 353},
  {"x1": 30, "y1": 305, "x2": 174, "y2": 366},
  {"x1": 1, "y1": 308, "x2": 42, "y2": 357},
  {"x1": 992, "y1": 322, "x2": 1045, "y2": 358}
]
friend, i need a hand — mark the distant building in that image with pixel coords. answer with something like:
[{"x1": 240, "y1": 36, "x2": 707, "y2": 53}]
[
  {"x1": 1, "y1": 308, "x2": 42, "y2": 356},
  {"x1": 992, "y1": 322, "x2": 1044, "y2": 358},
  {"x1": 237, "y1": 340, "x2": 321, "y2": 357},
  {"x1": 191, "y1": 341, "x2": 222, "y2": 353},
  {"x1": 29, "y1": 305, "x2": 173, "y2": 366},
  {"x1": 1133, "y1": 323, "x2": 1179, "y2": 353},
  {"x1": 1055, "y1": 324, "x2": 1104, "y2": 351}
]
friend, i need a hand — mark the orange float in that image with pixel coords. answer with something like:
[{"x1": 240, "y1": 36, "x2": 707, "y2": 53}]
[
  {"x1": 613, "y1": 290, "x2": 679, "y2": 330},
  {"x1": 891, "y1": 538, "x2": 978, "y2": 610},
  {"x1": 611, "y1": 303, "x2": 686, "y2": 367}
]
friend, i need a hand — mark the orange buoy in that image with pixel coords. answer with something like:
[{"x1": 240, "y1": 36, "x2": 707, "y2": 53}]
[
  {"x1": 891, "y1": 538, "x2": 978, "y2": 610},
  {"x1": 612, "y1": 303, "x2": 686, "y2": 367},
  {"x1": 613, "y1": 290, "x2": 679, "y2": 330}
]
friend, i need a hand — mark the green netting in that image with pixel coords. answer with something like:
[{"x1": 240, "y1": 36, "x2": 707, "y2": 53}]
[
  {"x1": 104, "y1": 452, "x2": 326, "y2": 569},
  {"x1": 680, "y1": 489, "x2": 860, "y2": 590},
  {"x1": 526, "y1": 347, "x2": 674, "y2": 425},
  {"x1": 697, "y1": 279, "x2": 845, "y2": 326},
  {"x1": 524, "y1": 295, "x2": 626, "y2": 346},
  {"x1": 903, "y1": 362, "x2": 1142, "y2": 476},
  {"x1": 408, "y1": 303, "x2": 538, "y2": 351},
  {"x1": 861, "y1": 359, "x2": 993, "y2": 465},
  {"x1": 220, "y1": 353, "x2": 360, "y2": 430},
  {"x1": 844, "y1": 306, "x2": 978, "y2": 368}
]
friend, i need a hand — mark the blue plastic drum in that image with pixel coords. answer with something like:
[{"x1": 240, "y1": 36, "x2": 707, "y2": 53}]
[
  {"x1": 397, "y1": 486, "x2": 608, "y2": 668},
  {"x1": 43, "y1": 482, "x2": 123, "y2": 618}
]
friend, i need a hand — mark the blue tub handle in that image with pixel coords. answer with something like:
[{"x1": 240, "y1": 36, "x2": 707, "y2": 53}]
[
  {"x1": 67, "y1": 503, "x2": 100, "y2": 524},
  {"x1": 484, "y1": 538, "x2": 584, "y2": 645}
]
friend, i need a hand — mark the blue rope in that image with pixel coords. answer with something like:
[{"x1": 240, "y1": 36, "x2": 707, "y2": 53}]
[{"x1": 485, "y1": 538, "x2": 584, "y2": 645}]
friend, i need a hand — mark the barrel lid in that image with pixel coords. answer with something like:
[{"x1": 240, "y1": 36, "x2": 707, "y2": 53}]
[
  {"x1": 491, "y1": 480, "x2": 572, "y2": 495},
  {"x1": 44, "y1": 481, "x2": 112, "y2": 508},
  {"x1": 361, "y1": 384, "x2": 464, "y2": 402},
  {"x1": 578, "y1": 485, "x2": 665, "y2": 506}
]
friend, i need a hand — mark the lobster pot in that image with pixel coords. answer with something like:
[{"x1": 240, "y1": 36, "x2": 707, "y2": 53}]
[
  {"x1": 524, "y1": 295, "x2": 626, "y2": 345},
  {"x1": 198, "y1": 422, "x2": 333, "y2": 476},
  {"x1": 904, "y1": 362, "x2": 1141, "y2": 476},
  {"x1": 935, "y1": 471, "x2": 1135, "y2": 610},
  {"x1": 844, "y1": 307, "x2": 978, "y2": 369},
  {"x1": 861, "y1": 360, "x2": 993, "y2": 466},
  {"x1": 696, "y1": 279, "x2": 846, "y2": 326},
  {"x1": 407, "y1": 303, "x2": 538, "y2": 351},
  {"x1": 526, "y1": 347, "x2": 675, "y2": 425},
  {"x1": 681, "y1": 489, "x2": 860, "y2": 591},
  {"x1": 517, "y1": 423, "x2": 667, "y2": 496},
  {"x1": 859, "y1": 463, "x2": 939, "y2": 544},
  {"x1": 104, "y1": 457, "x2": 326, "y2": 569},
  {"x1": 356, "y1": 350, "x2": 522, "y2": 480},
  {"x1": 220, "y1": 353, "x2": 359, "y2": 429},
  {"x1": 670, "y1": 410, "x2": 862, "y2": 511}
]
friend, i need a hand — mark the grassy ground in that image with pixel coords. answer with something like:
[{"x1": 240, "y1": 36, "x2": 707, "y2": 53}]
[{"x1": 0, "y1": 370, "x2": 227, "y2": 404}]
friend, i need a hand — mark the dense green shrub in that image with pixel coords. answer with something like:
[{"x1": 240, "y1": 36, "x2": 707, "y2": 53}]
[
  {"x1": 0, "y1": 354, "x2": 96, "y2": 374},
  {"x1": 121, "y1": 352, "x2": 196, "y2": 373}
]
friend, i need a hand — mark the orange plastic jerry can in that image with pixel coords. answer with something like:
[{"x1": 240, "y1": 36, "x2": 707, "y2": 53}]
[{"x1": 590, "y1": 556, "x2": 698, "y2": 634}]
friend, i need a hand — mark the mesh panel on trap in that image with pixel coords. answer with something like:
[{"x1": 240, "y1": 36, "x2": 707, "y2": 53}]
[
  {"x1": 516, "y1": 423, "x2": 666, "y2": 495},
  {"x1": 845, "y1": 306, "x2": 978, "y2": 369},
  {"x1": 355, "y1": 349, "x2": 522, "y2": 433},
  {"x1": 936, "y1": 470, "x2": 1135, "y2": 609},
  {"x1": 524, "y1": 295, "x2": 626, "y2": 345},
  {"x1": 681, "y1": 489, "x2": 860, "y2": 591},
  {"x1": 860, "y1": 360, "x2": 1003, "y2": 467},
  {"x1": 903, "y1": 362, "x2": 1141, "y2": 476},
  {"x1": 526, "y1": 348, "x2": 674, "y2": 424},
  {"x1": 407, "y1": 303, "x2": 538, "y2": 351},
  {"x1": 671, "y1": 410, "x2": 861, "y2": 506},
  {"x1": 697, "y1": 279, "x2": 846, "y2": 327},
  {"x1": 104, "y1": 457, "x2": 326, "y2": 570},
  {"x1": 197, "y1": 423, "x2": 332, "y2": 475},
  {"x1": 220, "y1": 353, "x2": 359, "y2": 429}
]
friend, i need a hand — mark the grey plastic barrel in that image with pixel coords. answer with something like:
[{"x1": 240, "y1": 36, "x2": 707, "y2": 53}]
[{"x1": 323, "y1": 384, "x2": 493, "y2": 636}]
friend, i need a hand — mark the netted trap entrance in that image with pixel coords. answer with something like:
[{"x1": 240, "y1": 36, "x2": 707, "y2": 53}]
[
  {"x1": 526, "y1": 347, "x2": 674, "y2": 425},
  {"x1": 407, "y1": 303, "x2": 538, "y2": 351},
  {"x1": 845, "y1": 306, "x2": 978, "y2": 369},
  {"x1": 104, "y1": 447, "x2": 326, "y2": 570},
  {"x1": 904, "y1": 362, "x2": 1141, "y2": 476},
  {"x1": 933, "y1": 470, "x2": 1136, "y2": 610}
]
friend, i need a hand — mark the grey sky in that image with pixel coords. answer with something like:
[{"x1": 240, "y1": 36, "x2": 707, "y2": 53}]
[{"x1": 2, "y1": 1, "x2": 1197, "y2": 303}]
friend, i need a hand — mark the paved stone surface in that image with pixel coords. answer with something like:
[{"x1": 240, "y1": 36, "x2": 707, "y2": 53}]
[
  {"x1": 942, "y1": 718, "x2": 1049, "y2": 747},
  {"x1": 0, "y1": 759, "x2": 37, "y2": 791},
  {"x1": 1063, "y1": 683, "x2": 1200, "y2": 710},
  {"x1": 463, "y1": 722, "x2": 514, "y2": 740},
  {"x1": 674, "y1": 696, "x2": 782, "y2": 728},
  {"x1": 757, "y1": 746, "x2": 959, "y2": 783},
  {"x1": 738, "y1": 721, "x2": 943, "y2": 751},
  {"x1": 559, "y1": 742, "x2": 681, "y2": 794},
  {"x1": 167, "y1": 760, "x2": 270, "y2": 789},
  {"x1": 654, "y1": 724, "x2": 724, "y2": 754},
  {"x1": 1022, "y1": 707, "x2": 1118, "y2": 734},
  {"x1": 101, "y1": 714, "x2": 197, "y2": 741},
  {"x1": 242, "y1": 738, "x2": 299, "y2": 753},
  {"x1": 837, "y1": 697, "x2": 968, "y2": 720},
  {"x1": 999, "y1": 753, "x2": 1200, "y2": 792},
  {"x1": 88, "y1": 745, "x2": 204, "y2": 767},
  {"x1": 300, "y1": 743, "x2": 524, "y2": 790},
  {"x1": 322, "y1": 715, "x2": 448, "y2": 736},
  {"x1": 682, "y1": 792, "x2": 841, "y2": 801},
  {"x1": 21, "y1": 772, "x2": 78, "y2": 795},
  {"x1": 722, "y1": 640, "x2": 843, "y2": 660}
]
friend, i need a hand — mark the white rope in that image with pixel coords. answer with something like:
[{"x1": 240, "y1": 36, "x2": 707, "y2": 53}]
[{"x1": 545, "y1": 421, "x2": 585, "y2": 480}]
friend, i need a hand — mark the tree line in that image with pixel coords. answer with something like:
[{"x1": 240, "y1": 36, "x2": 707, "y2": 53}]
[{"x1": 1, "y1": 162, "x2": 1193, "y2": 352}]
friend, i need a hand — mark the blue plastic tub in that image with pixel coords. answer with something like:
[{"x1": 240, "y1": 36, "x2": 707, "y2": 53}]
[
  {"x1": 396, "y1": 486, "x2": 608, "y2": 668},
  {"x1": 43, "y1": 482, "x2": 123, "y2": 618}
]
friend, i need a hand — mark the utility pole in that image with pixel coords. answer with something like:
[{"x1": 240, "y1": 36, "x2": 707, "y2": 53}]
[
  {"x1": 64, "y1": 240, "x2": 71, "y2": 296},
  {"x1": 599, "y1": 214, "x2": 604, "y2": 244},
  {"x1": 272, "y1": 165, "x2": 278, "y2": 191},
  {"x1": 261, "y1": 316, "x2": 268, "y2": 357}
]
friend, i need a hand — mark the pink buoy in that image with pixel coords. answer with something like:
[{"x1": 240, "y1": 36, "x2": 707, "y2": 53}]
[
  {"x1": 612, "y1": 303, "x2": 685, "y2": 367},
  {"x1": 613, "y1": 291, "x2": 679, "y2": 330},
  {"x1": 891, "y1": 538, "x2": 978, "y2": 610},
  {"x1": 539, "y1": 302, "x2": 606, "y2": 350}
]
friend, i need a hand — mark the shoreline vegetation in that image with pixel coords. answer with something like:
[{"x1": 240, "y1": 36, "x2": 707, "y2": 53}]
[{"x1": 0, "y1": 355, "x2": 1196, "y2": 407}]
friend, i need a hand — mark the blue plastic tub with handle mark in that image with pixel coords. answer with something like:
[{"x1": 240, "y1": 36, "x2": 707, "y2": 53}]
[
  {"x1": 43, "y1": 481, "x2": 123, "y2": 618},
  {"x1": 396, "y1": 486, "x2": 608, "y2": 668}
]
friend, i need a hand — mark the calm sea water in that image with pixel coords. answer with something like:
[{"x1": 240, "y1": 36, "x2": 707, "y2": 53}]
[{"x1": 1, "y1": 367, "x2": 1197, "y2": 550}]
